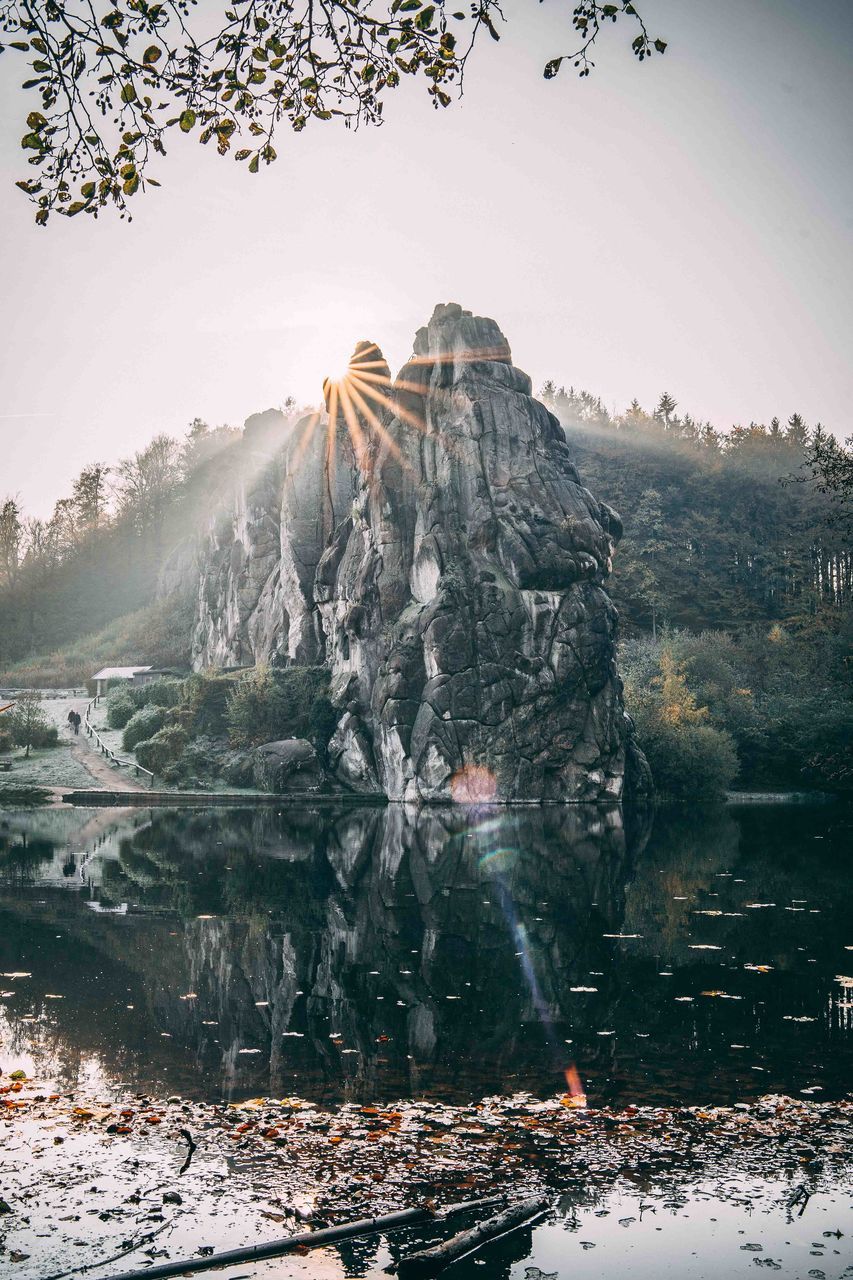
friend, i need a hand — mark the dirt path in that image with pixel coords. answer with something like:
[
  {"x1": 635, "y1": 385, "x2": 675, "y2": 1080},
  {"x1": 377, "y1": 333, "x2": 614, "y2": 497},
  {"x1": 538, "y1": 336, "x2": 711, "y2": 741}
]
[
  {"x1": 70, "y1": 735, "x2": 147, "y2": 791},
  {"x1": 54, "y1": 695, "x2": 148, "y2": 793}
]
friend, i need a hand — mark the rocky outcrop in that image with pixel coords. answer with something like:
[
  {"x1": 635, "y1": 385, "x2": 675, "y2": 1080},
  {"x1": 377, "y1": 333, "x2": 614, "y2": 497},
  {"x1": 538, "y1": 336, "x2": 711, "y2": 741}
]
[
  {"x1": 253, "y1": 738, "x2": 325, "y2": 793},
  {"x1": 188, "y1": 304, "x2": 647, "y2": 803}
]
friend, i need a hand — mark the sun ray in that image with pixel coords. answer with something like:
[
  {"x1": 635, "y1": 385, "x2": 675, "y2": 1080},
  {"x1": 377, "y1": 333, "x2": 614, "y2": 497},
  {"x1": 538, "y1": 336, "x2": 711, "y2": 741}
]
[
  {"x1": 349, "y1": 367, "x2": 432, "y2": 399},
  {"x1": 348, "y1": 371, "x2": 465, "y2": 461},
  {"x1": 345, "y1": 378, "x2": 413, "y2": 475},
  {"x1": 289, "y1": 409, "x2": 324, "y2": 472},
  {"x1": 335, "y1": 377, "x2": 372, "y2": 480}
]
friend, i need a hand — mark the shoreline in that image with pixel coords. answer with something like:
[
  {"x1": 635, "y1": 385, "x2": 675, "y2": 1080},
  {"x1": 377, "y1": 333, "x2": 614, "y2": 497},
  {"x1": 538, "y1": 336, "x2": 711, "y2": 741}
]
[{"x1": 2, "y1": 1063, "x2": 852, "y2": 1280}]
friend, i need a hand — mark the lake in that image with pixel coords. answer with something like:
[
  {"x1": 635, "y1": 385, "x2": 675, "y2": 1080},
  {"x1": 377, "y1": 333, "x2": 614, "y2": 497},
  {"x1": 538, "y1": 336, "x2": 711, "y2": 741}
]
[
  {"x1": 1, "y1": 801, "x2": 851, "y2": 1108},
  {"x1": 1, "y1": 800, "x2": 851, "y2": 1280}
]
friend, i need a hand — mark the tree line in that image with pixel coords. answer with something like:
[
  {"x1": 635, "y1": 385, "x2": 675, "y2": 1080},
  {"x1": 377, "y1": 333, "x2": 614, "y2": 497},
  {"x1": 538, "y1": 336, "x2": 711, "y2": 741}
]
[
  {"x1": 541, "y1": 384, "x2": 852, "y2": 635},
  {"x1": 0, "y1": 418, "x2": 241, "y2": 668},
  {"x1": 538, "y1": 384, "x2": 851, "y2": 796}
]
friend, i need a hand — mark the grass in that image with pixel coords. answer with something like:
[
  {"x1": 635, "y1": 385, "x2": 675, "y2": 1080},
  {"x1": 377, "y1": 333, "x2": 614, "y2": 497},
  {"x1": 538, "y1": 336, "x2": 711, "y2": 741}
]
[
  {"x1": 0, "y1": 783, "x2": 51, "y2": 807},
  {"x1": 0, "y1": 592, "x2": 194, "y2": 690}
]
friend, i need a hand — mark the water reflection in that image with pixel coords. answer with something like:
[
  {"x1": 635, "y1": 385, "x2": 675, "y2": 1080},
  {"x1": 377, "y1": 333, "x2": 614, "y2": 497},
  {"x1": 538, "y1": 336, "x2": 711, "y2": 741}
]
[{"x1": 0, "y1": 801, "x2": 850, "y2": 1107}]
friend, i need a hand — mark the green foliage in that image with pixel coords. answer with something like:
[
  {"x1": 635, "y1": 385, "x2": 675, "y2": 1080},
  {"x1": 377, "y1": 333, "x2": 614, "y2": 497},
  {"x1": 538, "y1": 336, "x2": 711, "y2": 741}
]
[
  {"x1": 622, "y1": 619, "x2": 853, "y2": 796},
  {"x1": 622, "y1": 640, "x2": 738, "y2": 799},
  {"x1": 3, "y1": 2, "x2": 662, "y2": 225},
  {"x1": 0, "y1": 727, "x2": 13, "y2": 754},
  {"x1": 7, "y1": 690, "x2": 56, "y2": 757},
  {"x1": 225, "y1": 665, "x2": 333, "y2": 748},
  {"x1": 106, "y1": 688, "x2": 136, "y2": 729},
  {"x1": 180, "y1": 671, "x2": 241, "y2": 737},
  {"x1": 135, "y1": 725, "x2": 189, "y2": 775},
  {"x1": 542, "y1": 386, "x2": 851, "y2": 632},
  {"x1": 122, "y1": 704, "x2": 168, "y2": 751},
  {"x1": 130, "y1": 679, "x2": 183, "y2": 710}
]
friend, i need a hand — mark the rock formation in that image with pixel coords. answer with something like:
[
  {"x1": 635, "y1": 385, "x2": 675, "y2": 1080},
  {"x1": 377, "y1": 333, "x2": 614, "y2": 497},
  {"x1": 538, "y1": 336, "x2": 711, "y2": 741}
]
[{"x1": 189, "y1": 303, "x2": 649, "y2": 803}]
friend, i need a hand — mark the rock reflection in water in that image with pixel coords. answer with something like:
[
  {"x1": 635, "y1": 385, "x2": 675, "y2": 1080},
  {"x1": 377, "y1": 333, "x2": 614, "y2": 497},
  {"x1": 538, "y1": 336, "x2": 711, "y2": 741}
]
[{"x1": 0, "y1": 801, "x2": 850, "y2": 1107}]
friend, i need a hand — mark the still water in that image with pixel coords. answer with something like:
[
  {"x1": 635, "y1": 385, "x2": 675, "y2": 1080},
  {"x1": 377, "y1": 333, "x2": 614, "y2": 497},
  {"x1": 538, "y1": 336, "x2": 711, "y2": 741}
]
[{"x1": 0, "y1": 800, "x2": 850, "y2": 1108}]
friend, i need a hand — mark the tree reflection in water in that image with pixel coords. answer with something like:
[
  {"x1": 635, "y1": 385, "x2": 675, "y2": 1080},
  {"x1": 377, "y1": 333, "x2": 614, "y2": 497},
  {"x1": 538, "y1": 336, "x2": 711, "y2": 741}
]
[{"x1": 0, "y1": 800, "x2": 850, "y2": 1108}]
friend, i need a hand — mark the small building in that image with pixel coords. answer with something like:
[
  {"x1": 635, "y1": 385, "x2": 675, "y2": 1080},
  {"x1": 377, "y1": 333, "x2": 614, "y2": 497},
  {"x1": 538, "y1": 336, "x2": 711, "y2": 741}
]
[{"x1": 91, "y1": 666, "x2": 152, "y2": 698}]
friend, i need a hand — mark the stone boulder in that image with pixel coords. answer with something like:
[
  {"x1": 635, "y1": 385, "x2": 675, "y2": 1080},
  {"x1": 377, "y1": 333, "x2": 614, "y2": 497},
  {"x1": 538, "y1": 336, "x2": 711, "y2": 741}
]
[{"x1": 253, "y1": 739, "x2": 326, "y2": 794}]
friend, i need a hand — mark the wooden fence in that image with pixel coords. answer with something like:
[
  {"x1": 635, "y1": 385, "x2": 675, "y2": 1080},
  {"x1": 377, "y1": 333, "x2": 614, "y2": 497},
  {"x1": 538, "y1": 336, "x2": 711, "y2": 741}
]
[{"x1": 85, "y1": 697, "x2": 155, "y2": 787}]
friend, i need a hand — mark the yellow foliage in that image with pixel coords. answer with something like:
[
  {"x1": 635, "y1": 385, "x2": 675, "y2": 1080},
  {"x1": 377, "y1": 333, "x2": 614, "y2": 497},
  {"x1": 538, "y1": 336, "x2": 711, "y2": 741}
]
[{"x1": 655, "y1": 646, "x2": 708, "y2": 727}]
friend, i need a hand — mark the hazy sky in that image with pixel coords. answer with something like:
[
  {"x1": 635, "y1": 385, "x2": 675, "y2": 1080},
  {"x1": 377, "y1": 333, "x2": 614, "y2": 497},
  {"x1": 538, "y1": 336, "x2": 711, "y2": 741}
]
[{"x1": 1, "y1": 0, "x2": 851, "y2": 517}]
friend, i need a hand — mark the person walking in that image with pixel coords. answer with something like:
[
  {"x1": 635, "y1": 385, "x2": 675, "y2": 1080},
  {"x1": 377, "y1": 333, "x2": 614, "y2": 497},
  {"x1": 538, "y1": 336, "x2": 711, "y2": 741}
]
[{"x1": 72, "y1": 710, "x2": 81, "y2": 735}]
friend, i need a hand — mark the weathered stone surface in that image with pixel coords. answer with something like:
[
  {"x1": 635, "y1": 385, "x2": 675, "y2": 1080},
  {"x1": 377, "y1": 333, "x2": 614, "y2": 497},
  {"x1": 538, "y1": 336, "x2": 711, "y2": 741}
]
[
  {"x1": 186, "y1": 303, "x2": 649, "y2": 803},
  {"x1": 253, "y1": 738, "x2": 326, "y2": 793}
]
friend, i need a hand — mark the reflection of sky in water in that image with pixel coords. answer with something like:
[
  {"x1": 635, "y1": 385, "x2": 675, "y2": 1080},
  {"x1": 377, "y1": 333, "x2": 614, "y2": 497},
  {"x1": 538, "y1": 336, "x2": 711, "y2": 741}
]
[{"x1": 0, "y1": 802, "x2": 851, "y2": 1108}]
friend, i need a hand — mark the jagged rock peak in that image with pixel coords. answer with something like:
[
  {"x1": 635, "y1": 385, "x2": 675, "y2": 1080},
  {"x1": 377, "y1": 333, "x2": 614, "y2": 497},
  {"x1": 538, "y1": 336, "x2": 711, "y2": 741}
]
[
  {"x1": 412, "y1": 301, "x2": 512, "y2": 366},
  {"x1": 184, "y1": 303, "x2": 649, "y2": 804}
]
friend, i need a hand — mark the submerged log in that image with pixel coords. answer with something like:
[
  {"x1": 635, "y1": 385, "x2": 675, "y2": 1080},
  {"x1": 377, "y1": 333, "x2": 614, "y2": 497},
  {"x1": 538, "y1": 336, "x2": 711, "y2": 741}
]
[
  {"x1": 394, "y1": 1195, "x2": 550, "y2": 1278},
  {"x1": 103, "y1": 1196, "x2": 501, "y2": 1280}
]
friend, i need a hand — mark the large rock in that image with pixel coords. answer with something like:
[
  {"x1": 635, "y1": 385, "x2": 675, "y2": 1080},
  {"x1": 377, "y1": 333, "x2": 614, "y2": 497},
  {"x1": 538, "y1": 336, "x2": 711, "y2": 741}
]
[
  {"x1": 186, "y1": 304, "x2": 648, "y2": 803},
  {"x1": 253, "y1": 738, "x2": 326, "y2": 793}
]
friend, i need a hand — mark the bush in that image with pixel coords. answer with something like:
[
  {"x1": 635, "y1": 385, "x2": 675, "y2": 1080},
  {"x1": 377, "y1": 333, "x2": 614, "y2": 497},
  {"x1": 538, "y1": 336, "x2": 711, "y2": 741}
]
[
  {"x1": 123, "y1": 704, "x2": 169, "y2": 751},
  {"x1": 223, "y1": 750, "x2": 255, "y2": 787},
  {"x1": 635, "y1": 719, "x2": 738, "y2": 800},
  {"x1": 180, "y1": 671, "x2": 240, "y2": 737},
  {"x1": 30, "y1": 724, "x2": 59, "y2": 749},
  {"x1": 226, "y1": 665, "x2": 333, "y2": 748},
  {"x1": 623, "y1": 639, "x2": 738, "y2": 800},
  {"x1": 130, "y1": 679, "x2": 184, "y2": 710},
  {"x1": 106, "y1": 688, "x2": 136, "y2": 729},
  {"x1": 0, "y1": 727, "x2": 13, "y2": 754},
  {"x1": 135, "y1": 725, "x2": 189, "y2": 775}
]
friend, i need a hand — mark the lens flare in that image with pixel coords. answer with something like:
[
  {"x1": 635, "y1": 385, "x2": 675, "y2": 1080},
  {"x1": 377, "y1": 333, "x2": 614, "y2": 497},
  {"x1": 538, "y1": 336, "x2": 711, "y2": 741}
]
[
  {"x1": 450, "y1": 765, "x2": 497, "y2": 805},
  {"x1": 560, "y1": 1063, "x2": 588, "y2": 1109}
]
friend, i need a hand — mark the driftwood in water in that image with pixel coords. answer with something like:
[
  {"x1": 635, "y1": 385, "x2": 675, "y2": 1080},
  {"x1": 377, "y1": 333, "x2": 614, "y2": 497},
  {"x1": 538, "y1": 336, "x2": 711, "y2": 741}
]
[
  {"x1": 103, "y1": 1196, "x2": 500, "y2": 1280},
  {"x1": 395, "y1": 1195, "x2": 550, "y2": 1278}
]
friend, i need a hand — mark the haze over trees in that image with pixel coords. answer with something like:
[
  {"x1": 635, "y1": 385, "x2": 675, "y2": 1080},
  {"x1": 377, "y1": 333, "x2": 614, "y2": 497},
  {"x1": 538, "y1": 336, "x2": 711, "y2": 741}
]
[
  {"x1": 538, "y1": 385, "x2": 852, "y2": 797},
  {"x1": 1, "y1": 378, "x2": 850, "y2": 798},
  {"x1": 0, "y1": 417, "x2": 240, "y2": 671}
]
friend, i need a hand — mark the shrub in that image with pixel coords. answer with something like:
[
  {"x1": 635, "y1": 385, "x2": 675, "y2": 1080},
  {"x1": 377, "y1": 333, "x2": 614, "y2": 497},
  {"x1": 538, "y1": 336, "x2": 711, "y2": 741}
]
[
  {"x1": 0, "y1": 727, "x2": 13, "y2": 754},
  {"x1": 623, "y1": 639, "x2": 738, "y2": 800},
  {"x1": 636, "y1": 719, "x2": 738, "y2": 800},
  {"x1": 30, "y1": 724, "x2": 59, "y2": 749},
  {"x1": 135, "y1": 725, "x2": 189, "y2": 775},
  {"x1": 180, "y1": 671, "x2": 240, "y2": 737},
  {"x1": 226, "y1": 665, "x2": 333, "y2": 748},
  {"x1": 7, "y1": 690, "x2": 55, "y2": 757},
  {"x1": 130, "y1": 679, "x2": 184, "y2": 710},
  {"x1": 223, "y1": 750, "x2": 255, "y2": 787},
  {"x1": 106, "y1": 688, "x2": 136, "y2": 729},
  {"x1": 123, "y1": 704, "x2": 169, "y2": 751}
]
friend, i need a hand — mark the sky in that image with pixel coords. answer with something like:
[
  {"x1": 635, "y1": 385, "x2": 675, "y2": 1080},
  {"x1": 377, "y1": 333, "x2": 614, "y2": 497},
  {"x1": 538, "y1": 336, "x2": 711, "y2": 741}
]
[{"x1": 1, "y1": 0, "x2": 852, "y2": 517}]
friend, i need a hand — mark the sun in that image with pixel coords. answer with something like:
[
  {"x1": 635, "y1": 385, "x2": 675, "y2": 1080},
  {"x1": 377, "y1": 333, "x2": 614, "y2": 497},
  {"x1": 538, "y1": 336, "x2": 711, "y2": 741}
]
[{"x1": 323, "y1": 358, "x2": 355, "y2": 388}]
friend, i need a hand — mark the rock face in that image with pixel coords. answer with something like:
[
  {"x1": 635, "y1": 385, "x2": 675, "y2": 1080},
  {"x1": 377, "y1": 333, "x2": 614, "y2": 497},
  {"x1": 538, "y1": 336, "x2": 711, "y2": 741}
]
[{"x1": 188, "y1": 304, "x2": 648, "y2": 803}]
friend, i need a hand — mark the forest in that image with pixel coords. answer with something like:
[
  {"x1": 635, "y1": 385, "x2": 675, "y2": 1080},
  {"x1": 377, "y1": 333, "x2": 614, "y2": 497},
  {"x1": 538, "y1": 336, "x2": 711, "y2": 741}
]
[{"x1": 1, "y1": 389, "x2": 850, "y2": 799}]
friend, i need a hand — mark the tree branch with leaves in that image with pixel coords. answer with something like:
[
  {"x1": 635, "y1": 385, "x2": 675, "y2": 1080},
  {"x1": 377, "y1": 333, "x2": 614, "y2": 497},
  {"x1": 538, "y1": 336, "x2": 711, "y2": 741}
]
[{"x1": 0, "y1": 0, "x2": 664, "y2": 223}]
